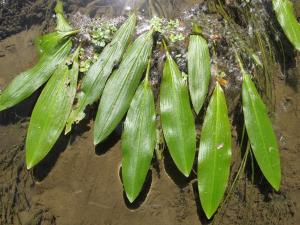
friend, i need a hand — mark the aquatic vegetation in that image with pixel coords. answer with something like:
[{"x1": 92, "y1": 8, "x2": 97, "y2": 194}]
[
  {"x1": 273, "y1": 0, "x2": 300, "y2": 51},
  {"x1": 2, "y1": 0, "x2": 295, "y2": 220},
  {"x1": 122, "y1": 63, "x2": 156, "y2": 203},
  {"x1": 160, "y1": 43, "x2": 196, "y2": 177},
  {"x1": 198, "y1": 81, "x2": 231, "y2": 219}
]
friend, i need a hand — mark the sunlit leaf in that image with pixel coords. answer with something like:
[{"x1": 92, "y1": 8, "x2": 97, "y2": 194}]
[
  {"x1": 160, "y1": 49, "x2": 196, "y2": 177},
  {"x1": 242, "y1": 72, "x2": 281, "y2": 190},
  {"x1": 188, "y1": 35, "x2": 211, "y2": 114},
  {"x1": 0, "y1": 40, "x2": 72, "y2": 112},
  {"x1": 122, "y1": 64, "x2": 156, "y2": 202},
  {"x1": 55, "y1": 0, "x2": 73, "y2": 32},
  {"x1": 94, "y1": 30, "x2": 153, "y2": 145},
  {"x1": 66, "y1": 14, "x2": 136, "y2": 133},
  {"x1": 26, "y1": 48, "x2": 80, "y2": 169},
  {"x1": 273, "y1": 0, "x2": 300, "y2": 51},
  {"x1": 198, "y1": 82, "x2": 231, "y2": 219}
]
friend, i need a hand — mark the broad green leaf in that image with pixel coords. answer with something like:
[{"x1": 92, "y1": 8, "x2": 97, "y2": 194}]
[
  {"x1": 26, "y1": 48, "x2": 80, "y2": 169},
  {"x1": 273, "y1": 0, "x2": 300, "y2": 51},
  {"x1": 0, "y1": 40, "x2": 72, "y2": 112},
  {"x1": 65, "y1": 14, "x2": 136, "y2": 133},
  {"x1": 35, "y1": 30, "x2": 77, "y2": 56},
  {"x1": 122, "y1": 67, "x2": 156, "y2": 202},
  {"x1": 242, "y1": 72, "x2": 281, "y2": 190},
  {"x1": 94, "y1": 30, "x2": 153, "y2": 145},
  {"x1": 160, "y1": 50, "x2": 196, "y2": 177},
  {"x1": 188, "y1": 35, "x2": 211, "y2": 114},
  {"x1": 198, "y1": 82, "x2": 231, "y2": 219},
  {"x1": 55, "y1": 0, "x2": 73, "y2": 32}
]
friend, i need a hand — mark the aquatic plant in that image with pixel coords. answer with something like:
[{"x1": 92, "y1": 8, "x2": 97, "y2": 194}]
[{"x1": 2, "y1": 0, "x2": 299, "y2": 220}]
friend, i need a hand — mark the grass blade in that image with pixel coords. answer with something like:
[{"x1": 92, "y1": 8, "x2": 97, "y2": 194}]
[
  {"x1": 94, "y1": 30, "x2": 153, "y2": 145},
  {"x1": 273, "y1": 0, "x2": 300, "y2": 51},
  {"x1": 160, "y1": 50, "x2": 196, "y2": 177},
  {"x1": 197, "y1": 82, "x2": 232, "y2": 219},
  {"x1": 122, "y1": 64, "x2": 156, "y2": 202},
  {"x1": 66, "y1": 14, "x2": 136, "y2": 133},
  {"x1": 26, "y1": 48, "x2": 79, "y2": 169},
  {"x1": 0, "y1": 40, "x2": 72, "y2": 112},
  {"x1": 188, "y1": 35, "x2": 211, "y2": 114},
  {"x1": 242, "y1": 72, "x2": 281, "y2": 190},
  {"x1": 55, "y1": 0, "x2": 73, "y2": 32}
]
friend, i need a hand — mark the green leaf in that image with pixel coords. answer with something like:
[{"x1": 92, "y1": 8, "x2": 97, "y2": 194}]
[
  {"x1": 197, "y1": 82, "x2": 231, "y2": 219},
  {"x1": 0, "y1": 40, "x2": 72, "y2": 112},
  {"x1": 55, "y1": 0, "x2": 73, "y2": 32},
  {"x1": 35, "y1": 30, "x2": 77, "y2": 56},
  {"x1": 65, "y1": 14, "x2": 136, "y2": 133},
  {"x1": 94, "y1": 30, "x2": 153, "y2": 145},
  {"x1": 160, "y1": 50, "x2": 196, "y2": 177},
  {"x1": 273, "y1": 0, "x2": 300, "y2": 51},
  {"x1": 26, "y1": 48, "x2": 80, "y2": 169},
  {"x1": 242, "y1": 72, "x2": 281, "y2": 190},
  {"x1": 122, "y1": 66, "x2": 156, "y2": 202},
  {"x1": 188, "y1": 35, "x2": 211, "y2": 114}
]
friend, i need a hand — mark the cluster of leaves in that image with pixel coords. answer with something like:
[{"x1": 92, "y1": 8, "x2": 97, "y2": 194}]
[
  {"x1": 2, "y1": 0, "x2": 299, "y2": 220},
  {"x1": 150, "y1": 16, "x2": 185, "y2": 42},
  {"x1": 90, "y1": 22, "x2": 117, "y2": 48}
]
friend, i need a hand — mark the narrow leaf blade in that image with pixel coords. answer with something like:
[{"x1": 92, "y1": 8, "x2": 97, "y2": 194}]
[
  {"x1": 188, "y1": 35, "x2": 211, "y2": 114},
  {"x1": 242, "y1": 73, "x2": 281, "y2": 190},
  {"x1": 198, "y1": 82, "x2": 231, "y2": 219},
  {"x1": 0, "y1": 40, "x2": 72, "y2": 112},
  {"x1": 122, "y1": 78, "x2": 156, "y2": 203},
  {"x1": 160, "y1": 52, "x2": 196, "y2": 177},
  {"x1": 273, "y1": 0, "x2": 300, "y2": 51},
  {"x1": 66, "y1": 14, "x2": 136, "y2": 133},
  {"x1": 26, "y1": 50, "x2": 79, "y2": 169},
  {"x1": 94, "y1": 31, "x2": 153, "y2": 144}
]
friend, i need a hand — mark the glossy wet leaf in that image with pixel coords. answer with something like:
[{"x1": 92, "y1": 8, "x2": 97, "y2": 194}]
[
  {"x1": 66, "y1": 14, "x2": 136, "y2": 133},
  {"x1": 0, "y1": 40, "x2": 72, "y2": 112},
  {"x1": 122, "y1": 73, "x2": 156, "y2": 203},
  {"x1": 188, "y1": 35, "x2": 211, "y2": 114},
  {"x1": 273, "y1": 0, "x2": 300, "y2": 51},
  {"x1": 26, "y1": 49, "x2": 79, "y2": 169},
  {"x1": 198, "y1": 82, "x2": 231, "y2": 219},
  {"x1": 242, "y1": 72, "x2": 281, "y2": 190},
  {"x1": 94, "y1": 30, "x2": 153, "y2": 145},
  {"x1": 160, "y1": 51, "x2": 196, "y2": 177}
]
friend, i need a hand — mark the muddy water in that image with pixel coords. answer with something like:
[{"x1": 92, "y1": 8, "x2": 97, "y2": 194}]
[{"x1": 0, "y1": 1, "x2": 300, "y2": 225}]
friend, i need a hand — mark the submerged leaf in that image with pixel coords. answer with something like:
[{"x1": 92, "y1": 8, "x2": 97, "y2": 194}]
[
  {"x1": 0, "y1": 40, "x2": 72, "y2": 112},
  {"x1": 273, "y1": 0, "x2": 300, "y2": 51},
  {"x1": 198, "y1": 82, "x2": 231, "y2": 219},
  {"x1": 160, "y1": 50, "x2": 196, "y2": 177},
  {"x1": 26, "y1": 48, "x2": 79, "y2": 169},
  {"x1": 94, "y1": 30, "x2": 153, "y2": 145},
  {"x1": 188, "y1": 35, "x2": 211, "y2": 114},
  {"x1": 65, "y1": 14, "x2": 136, "y2": 133},
  {"x1": 242, "y1": 72, "x2": 281, "y2": 190},
  {"x1": 122, "y1": 65, "x2": 156, "y2": 202}
]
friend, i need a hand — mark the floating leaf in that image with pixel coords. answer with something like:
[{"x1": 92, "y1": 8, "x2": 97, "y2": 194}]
[
  {"x1": 242, "y1": 72, "x2": 281, "y2": 190},
  {"x1": 65, "y1": 14, "x2": 136, "y2": 133},
  {"x1": 198, "y1": 82, "x2": 231, "y2": 219},
  {"x1": 273, "y1": 0, "x2": 300, "y2": 51},
  {"x1": 94, "y1": 30, "x2": 153, "y2": 145},
  {"x1": 188, "y1": 35, "x2": 211, "y2": 114},
  {"x1": 160, "y1": 49, "x2": 196, "y2": 177},
  {"x1": 122, "y1": 64, "x2": 156, "y2": 202},
  {"x1": 0, "y1": 40, "x2": 72, "y2": 112},
  {"x1": 26, "y1": 48, "x2": 80, "y2": 169}
]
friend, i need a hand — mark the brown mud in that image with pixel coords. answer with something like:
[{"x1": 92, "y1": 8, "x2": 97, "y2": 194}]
[{"x1": 1, "y1": 1, "x2": 300, "y2": 225}]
